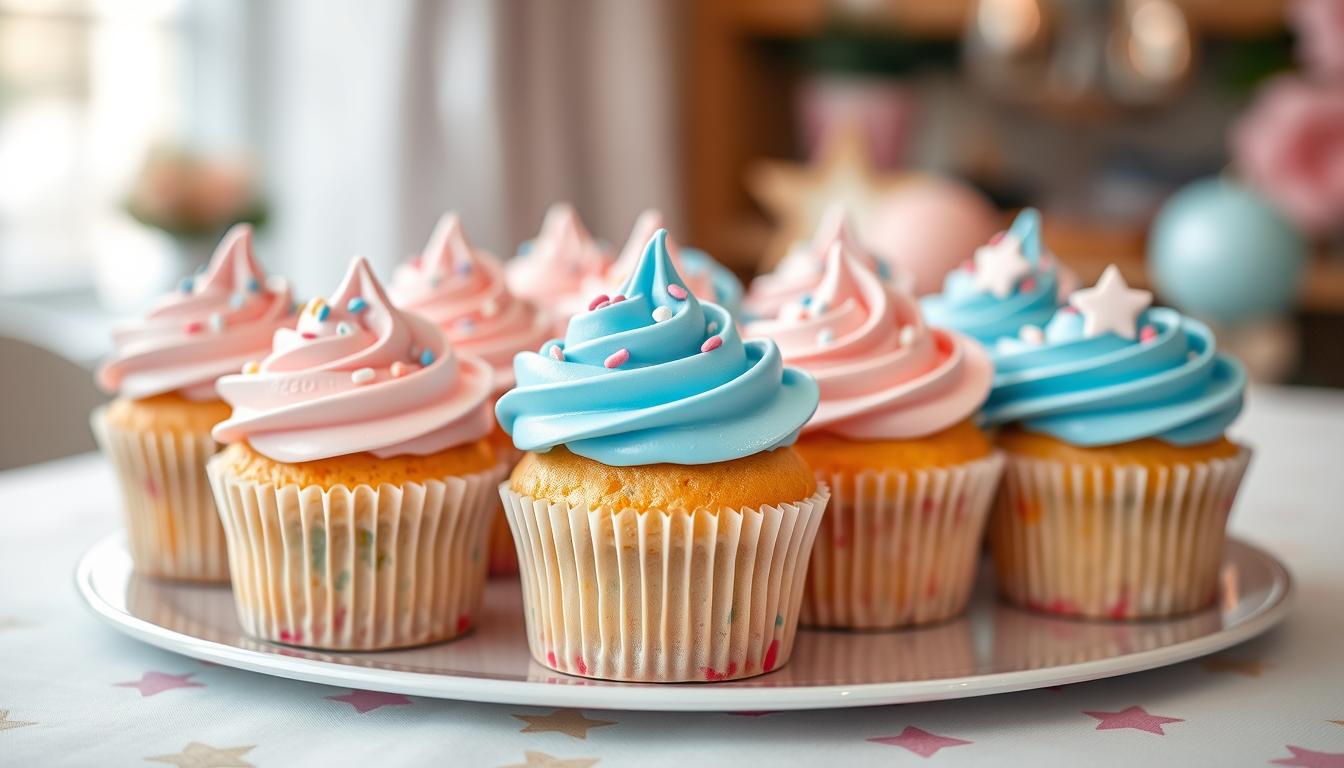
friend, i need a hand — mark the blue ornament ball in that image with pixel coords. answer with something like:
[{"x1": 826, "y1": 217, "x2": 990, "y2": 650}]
[{"x1": 1148, "y1": 178, "x2": 1307, "y2": 326}]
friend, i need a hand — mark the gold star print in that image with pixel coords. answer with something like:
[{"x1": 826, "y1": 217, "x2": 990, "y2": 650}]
[
  {"x1": 146, "y1": 742, "x2": 254, "y2": 768},
  {"x1": 0, "y1": 710, "x2": 36, "y2": 732},
  {"x1": 513, "y1": 709, "x2": 616, "y2": 739},
  {"x1": 499, "y1": 751, "x2": 599, "y2": 768},
  {"x1": 747, "y1": 118, "x2": 910, "y2": 270},
  {"x1": 1331, "y1": 720, "x2": 1344, "y2": 727},
  {"x1": 1201, "y1": 657, "x2": 1270, "y2": 677},
  {"x1": 0, "y1": 617, "x2": 28, "y2": 632}
]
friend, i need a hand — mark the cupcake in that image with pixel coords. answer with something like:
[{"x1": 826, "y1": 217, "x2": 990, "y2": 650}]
[
  {"x1": 93, "y1": 224, "x2": 292, "y2": 582},
  {"x1": 208, "y1": 258, "x2": 502, "y2": 650},
  {"x1": 495, "y1": 229, "x2": 828, "y2": 682},
  {"x1": 983, "y1": 265, "x2": 1250, "y2": 620},
  {"x1": 920, "y1": 208, "x2": 1079, "y2": 347},
  {"x1": 505, "y1": 203, "x2": 613, "y2": 333},
  {"x1": 744, "y1": 204, "x2": 910, "y2": 321},
  {"x1": 746, "y1": 242, "x2": 1003, "y2": 629},
  {"x1": 390, "y1": 213, "x2": 553, "y2": 575},
  {"x1": 603, "y1": 209, "x2": 743, "y2": 319}
]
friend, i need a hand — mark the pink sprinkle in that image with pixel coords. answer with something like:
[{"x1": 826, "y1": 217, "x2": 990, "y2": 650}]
[
  {"x1": 390, "y1": 361, "x2": 409, "y2": 378},
  {"x1": 588, "y1": 294, "x2": 609, "y2": 311},
  {"x1": 1020, "y1": 277, "x2": 1037, "y2": 292},
  {"x1": 610, "y1": 294, "x2": 626, "y2": 304},
  {"x1": 184, "y1": 321, "x2": 204, "y2": 335},
  {"x1": 1060, "y1": 306, "x2": 1078, "y2": 314},
  {"x1": 301, "y1": 331, "x2": 317, "y2": 340},
  {"x1": 1039, "y1": 253, "x2": 1051, "y2": 267},
  {"x1": 701, "y1": 336, "x2": 723, "y2": 353},
  {"x1": 548, "y1": 344, "x2": 565, "y2": 361},
  {"x1": 1140, "y1": 325, "x2": 1158, "y2": 343},
  {"x1": 988, "y1": 230, "x2": 1006, "y2": 245},
  {"x1": 961, "y1": 260, "x2": 975, "y2": 273},
  {"x1": 667, "y1": 284, "x2": 688, "y2": 300},
  {"x1": 592, "y1": 300, "x2": 611, "y2": 311},
  {"x1": 604, "y1": 348, "x2": 630, "y2": 368}
]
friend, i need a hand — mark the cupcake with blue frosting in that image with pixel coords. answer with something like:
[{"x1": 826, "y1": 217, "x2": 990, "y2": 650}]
[
  {"x1": 920, "y1": 208, "x2": 1078, "y2": 347},
  {"x1": 983, "y1": 265, "x2": 1251, "y2": 620},
  {"x1": 496, "y1": 229, "x2": 828, "y2": 682}
]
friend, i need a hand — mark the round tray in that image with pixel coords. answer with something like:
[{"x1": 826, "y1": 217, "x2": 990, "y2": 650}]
[{"x1": 76, "y1": 533, "x2": 1291, "y2": 711}]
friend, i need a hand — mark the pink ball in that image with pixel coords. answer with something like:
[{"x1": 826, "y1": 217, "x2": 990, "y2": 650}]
[{"x1": 862, "y1": 177, "x2": 1000, "y2": 296}]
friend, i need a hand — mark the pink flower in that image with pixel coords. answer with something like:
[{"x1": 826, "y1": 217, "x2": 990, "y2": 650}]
[
  {"x1": 1230, "y1": 75, "x2": 1344, "y2": 235},
  {"x1": 1291, "y1": 0, "x2": 1344, "y2": 79}
]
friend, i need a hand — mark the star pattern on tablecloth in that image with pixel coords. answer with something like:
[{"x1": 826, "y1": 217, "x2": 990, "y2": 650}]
[
  {"x1": 513, "y1": 709, "x2": 616, "y2": 739},
  {"x1": 868, "y1": 726, "x2": 972, "y2": 758},
  {"x1": 0, "y1": 710, "x2": 36, "y2": 732},
  {"x1": 1084, "y1": 705, "x2": 1183, "y2": 735},
  {"x1": 114, "y1": 671, "x2": 204, "y2": 697},
  {"x1": 0, "y1": 617, "x2": 29, "y2": 632},
  {"x1": 1068, "y1": 265, "x2": 1152, "y2": 340},
  {"x1": 146, "y1": 742, "x2": 254, "y2": 768},
  {"x1": 1270, "y1": 746, "x2": 1344, "y2": 768},
  {"x1": 1329, "y1": 720, "x2": 1344, "y2": 727},
  {"x1": 499, "y1": 750, "x2": 599, "y2": 768},
  {"x1": 325, "y1": 689, "x2": 412, "y2": 713},
  {"x1": 1202, "y1": 656, "x2": 1270, "y2": 677}
]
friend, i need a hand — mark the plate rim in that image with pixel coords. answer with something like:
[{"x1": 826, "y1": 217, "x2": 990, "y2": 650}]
[{"x1": 75, "y1": 532, "x2": 1293, "y2": 712}]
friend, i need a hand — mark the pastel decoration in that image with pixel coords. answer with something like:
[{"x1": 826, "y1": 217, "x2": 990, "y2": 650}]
[
  {"x1": 1068, "y1": 265, "x2": 1153, "y2": 340},
  {"x1": 1148, "y1": 177, "x2": 1307, "y2": 326},
  {"x1": 863, "y1": 176, "x2": 1000, "y2": 296}
]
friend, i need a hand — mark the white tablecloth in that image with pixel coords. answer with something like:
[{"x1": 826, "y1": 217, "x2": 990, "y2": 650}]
[{"x1": 2, "y1": 386, "x2": 1343, "y2": 767}]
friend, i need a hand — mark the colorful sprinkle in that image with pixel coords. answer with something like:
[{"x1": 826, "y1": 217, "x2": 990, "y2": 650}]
[
  {"x1": 316, "y1": 303, "x2": 330, "y2": 322},
  {"x1": 179, "y1": 278, "x2": 194, "y2": 293},
  {"x1": 455, "y1": 260, "x2": 473, "y2": 275},
  {"x1": 1019, "y1": 324, "x2": 1045, "y2": 344},
  {"x1": 816, "y1": 328, "x2": 834, "y2": 346},
  {"x1": 899, "y1": 325, "x2": 917, "y2": 346},
  {"x1": 208, "y1": 312, "x2": 226, "y2": 333},
  {"x1": 301, "y1": 331, "x2": 317, "y2": 340},
  {"x1": 610, "y1": 294, "x2": 626, "y2": 304},
  {"x1": 336, "y1": 321, "x2": 354, "y2": 336},
  {"x1": 1140, "y1": 324, "x2": 1158, "y2": 343},
  {"x1": 604, "y1": 348, "x2": 631, "y2": 368},
  {"x1": 228, "y1": 292, "x2": 246, "y2": 309},
  {"x1": 419, "y1": 349, "x2": 435, "y2": 366},
  {"x1": 184, "y1": 321, "x2": 204, "y2": 335},
  {"x1": 346, "y1": 296, "x2": 367, "y2": 314},
  {"x1": 652, "y1": 306, "x2": 673, "y2": 323},
  {"x1": 706, "y1": 321, "x2": 718, "y2": 334},
  {"x1": 351, "y1": 367, "x2": 376, "y2": 385},
  {"x1": 428, "y1": 273, "x2": 442, "y2": 288},
  {"x1": 588, "y1": 294, "x2": 610, "y2": 311},
  {"x1": 548, "y1": 344, "x2": 565, "y2": 361},
  {"x1": 810, "y1": 299, "x2": 829, "y2": 314},
  {"x1": 242, "y1": 360, "x2": 260, "y2": 375},
  {"x1": 456, "y1": 318, "x2": 477, "y2": 334},
  {"x1": 701, "y1": 336, "x2": 723, "y2": 353},
  {"x1": 961, "y1": 260, "x2": 976, "y2": 273},
  {"x1": 667, "y1": 284, "x2": 688, "y2": 300},
  {"x1": 1020, "y1": 276, "x2": 1037, "y2": 293},
  {"x1": 390, "y1": 361, "x2": 409, "y2": 378},
  {"x1": 245, "y1": 277, "x2": 260, "y2": 292},
  {"x1": 989, "y1": 230, "x2": 1006, "y2": 245},
  {"x1": 592, "y1": 299, "x2": 611, "y2": 311},
  {"x1": 480, "y1": 298, "x2": 498, "y2": 318}
]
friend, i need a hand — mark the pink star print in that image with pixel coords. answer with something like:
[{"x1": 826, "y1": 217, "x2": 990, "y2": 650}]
[
  {"x1": 868, "y1": 726, "x2": 972, "y2": 758},
  {"x1": 1084, "y1": 705, "x2": 1184, "y2": 735},
  {"x1": 1271, "y1": 746, "x2": 1344, "y2": 768},
  {"x1": 326, "y1": 689, "x2": 413, "y2": 713},
  {"x1": 114, "y1": 671, "x2": 204, "y2": 697}
]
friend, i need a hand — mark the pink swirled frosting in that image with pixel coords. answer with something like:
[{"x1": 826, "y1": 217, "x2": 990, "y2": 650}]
[
  {"x1": 389, "y1": 213, "x2": 551, "y2": 391},
  {"x1": 744, "y1": 204, "x2": 909, "y2": 319},
  {"x1": 212, "y1": 258, "x2": 493, "y2": 462},
  {"x1": 745, "y1": 241, "x2": 992, "y2": 439},
  {"x1": 505, "y1": 204, "x2": 613, "y2": 321},
  {"x1": 96, "y1": 224, "x2": 294, "y2": 401}
]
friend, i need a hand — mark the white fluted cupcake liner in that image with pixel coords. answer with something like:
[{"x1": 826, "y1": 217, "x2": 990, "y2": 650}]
[
  {"x1": 990, "y1": 447, "x2": 1251, "y2": 620},
  {"x1": 91, "y1": 406, "x2": 229, "y2": 582},
  {"x1": 502, "y1": 485, "x2": 830, "y2": 682},
  {"x1": 208, "y1": 458, "x2": 505, "y2": 650},
  {"x1": 802, "y1": 452, "x2": 1005, "y2": 629}
]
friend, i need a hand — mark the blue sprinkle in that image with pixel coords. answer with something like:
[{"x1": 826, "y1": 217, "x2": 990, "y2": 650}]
[
  {"x1": 419, "y1": 349, "x2": 435, "y2": 366},
  {"x1": 228, "y1": 293, "x2": 245, "y2": 309},
  {"x1": 455, "y1": 260, "x2": 473, "y2": 275},
  {"x1": 315, "y1": 304, "x2": 330, "y2": 322},
  {"x1": 347, "y1": 296, "x2": 368, "y2": 314},
  {"x1": 179, "y1": 278, "x2": 194, "y2": 293},
  {"x1": 245, "y1": 276, "x2": 260, "y2": 292}
]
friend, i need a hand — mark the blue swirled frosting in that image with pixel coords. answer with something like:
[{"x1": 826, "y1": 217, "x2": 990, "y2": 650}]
[
  {"x1": 982, "y1": 306, "x2": 1245, "y2": 446},
  {"x1": 496, "y1": 230, "x2": 819, "y2": 465},
  {"x1": 921, "y1": 208, "x2": 1067, "y2": 346}
]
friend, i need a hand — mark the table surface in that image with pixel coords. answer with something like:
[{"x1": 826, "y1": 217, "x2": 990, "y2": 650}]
[{"x1": 2, "y1": 386, "x2": 1343, "y2": 768}]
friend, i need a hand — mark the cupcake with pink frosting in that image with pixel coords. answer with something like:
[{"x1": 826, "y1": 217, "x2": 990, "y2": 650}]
[
  {"x1": 745, "y1": 204, "x2": 911, "y2": 320},
  {"x1": 390, "y1": 212, "x2": 552, "y2": 576},
  {"x1": 746, "y1": 241, "x2": 1004, "y2": 629},
  {"x1": 505, "y1": 203, "x2": 613, "y2": 333},
  {"x1": 92, "y1": 224, "x2": 293, "y2": 582},
  {"x1": 207, "y1": 257, "x2": 503, "y2": 650}
]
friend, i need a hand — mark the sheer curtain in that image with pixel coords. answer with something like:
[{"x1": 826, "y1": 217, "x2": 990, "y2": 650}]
[{"x1": 249, "y1": 0, "x2": 682, "y2": 295}]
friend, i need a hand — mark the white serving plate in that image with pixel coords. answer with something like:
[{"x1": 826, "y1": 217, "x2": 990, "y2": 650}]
[{"x1": 76, "y1": 532, "x2": 1291, "y2": 712}]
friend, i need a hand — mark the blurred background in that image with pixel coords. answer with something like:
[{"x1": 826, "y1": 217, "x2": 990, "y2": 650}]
[{"x1": 2, "y1": 0, "x2": 1342, "y2": 468}]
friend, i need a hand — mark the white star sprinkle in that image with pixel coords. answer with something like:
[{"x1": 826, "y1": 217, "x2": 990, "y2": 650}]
[
  {"x1": 1068, "y1": 265, "x2": 1153, "y2": 340},
  {"x1": 972, "y1": 233, "x2": 1033, "y2": 299}
]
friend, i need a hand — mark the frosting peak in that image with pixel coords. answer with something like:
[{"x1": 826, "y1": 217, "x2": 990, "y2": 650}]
[
  {"x1": 213, "y1": 257, "x2": 493, "y2": 462},
  {"x1": 606, "y1": 209, "x2": 743, "y2": 316},
  {"x1": 505, "y1": 203, "x2": 612, "y2": 302},
  {"x1": 746, "y1": 241, "x2": 992, "y2": 439},
  {"x1": 496, "y1": 229, "x2": 818, "y2": 466},
  {"x1": 96, "y1": 224, "x2": 293, "y2": 401},
  {"x1": 390, "y1": 213, "x2": 551, "y2": 391}
]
